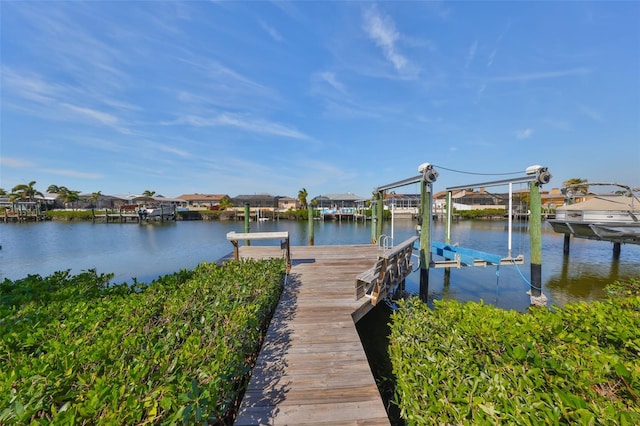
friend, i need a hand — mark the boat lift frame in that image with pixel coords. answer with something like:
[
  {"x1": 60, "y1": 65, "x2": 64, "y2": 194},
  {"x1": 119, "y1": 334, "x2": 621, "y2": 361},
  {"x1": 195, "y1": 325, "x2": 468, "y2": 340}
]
[{"x1": 371, "y1": 163, "x2": 551, "y2": 305}]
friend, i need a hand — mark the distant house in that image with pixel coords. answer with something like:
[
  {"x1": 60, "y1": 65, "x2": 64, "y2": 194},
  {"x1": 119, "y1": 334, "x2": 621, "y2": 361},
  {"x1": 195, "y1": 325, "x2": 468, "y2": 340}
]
[
  {"x1": 433, "y1": 189, "x2": 507, "y2": 211},
  {"x1": 384, "y1": 193, "x2": 420, "y2": 209},
  {"x1": 312, "y1": 193, "x2": 367, "y2": 209},
  {"x1": 231, "y1": 194, "x2": 278, "y2": 209},
  {"x1": 177, "y1": 194, "x2": 229, "y2": 210},
  {"x1": 433, "y1": 187, "x2": 565, "y2": 212},
  {"x1": 277, "y1": 196, "x2": 299, "y2": 210},
  {"x1": 109, "y1": 194, "x2": 186, "y2": 210},
  {"x1": 76, "y1": 193, "x2": 127, "y2": 210}
]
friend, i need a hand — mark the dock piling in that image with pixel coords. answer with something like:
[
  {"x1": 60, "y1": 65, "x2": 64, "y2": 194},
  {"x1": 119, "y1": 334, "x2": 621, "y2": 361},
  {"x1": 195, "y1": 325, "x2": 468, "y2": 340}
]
[
  {"x1": 419, "y1": 179, "x2": 432, "y2": 302},
  {"x1": 528, "y1": 180, "x2": 547, "y2": 306},
  {"x1": 308, "y1": 204, "x2": 314, "y2": 246},
  {"x1": 244, "y1": 203, "x2": 250, "y2": 246}
]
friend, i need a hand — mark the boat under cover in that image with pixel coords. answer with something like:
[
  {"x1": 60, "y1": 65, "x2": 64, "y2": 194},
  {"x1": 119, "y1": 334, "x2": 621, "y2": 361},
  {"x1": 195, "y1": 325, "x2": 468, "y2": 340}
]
[{"x1": 548, "y1": 196, "x2": 640, "y2": 244}]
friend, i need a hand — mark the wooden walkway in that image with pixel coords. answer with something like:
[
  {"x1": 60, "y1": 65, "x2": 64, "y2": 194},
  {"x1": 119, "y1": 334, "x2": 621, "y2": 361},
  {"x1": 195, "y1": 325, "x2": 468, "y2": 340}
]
[{"x1": 233, "y1": 244, "x2": 391, "y2": 426}]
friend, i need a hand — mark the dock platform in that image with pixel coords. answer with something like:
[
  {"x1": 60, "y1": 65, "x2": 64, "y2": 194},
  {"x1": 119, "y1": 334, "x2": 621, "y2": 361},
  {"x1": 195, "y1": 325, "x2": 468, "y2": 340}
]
[{"x1": 233, "y1": 244, "x2": 390, "y2": 426}]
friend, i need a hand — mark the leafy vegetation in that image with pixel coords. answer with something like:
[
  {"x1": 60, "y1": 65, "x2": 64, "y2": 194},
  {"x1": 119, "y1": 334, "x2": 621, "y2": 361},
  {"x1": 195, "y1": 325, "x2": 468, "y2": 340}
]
[
  {"x1": 389, "y1": 280, "x2": 640, "y2": 425},
  {"x1": 456, "y1": 208, "x2": 506, "y2": 219},
  {"x1": 605, "y1": 278, "x2": 640, "y2": 298},
  {"x1": 47, "y1": 185, "x2": 81, "y2": 209},
  {"x1": 45, "y1": 210, "x2": 95, "y2": 220},
  {"x1": 1, "y1": 259, "x2": 285, "y2": 424}
]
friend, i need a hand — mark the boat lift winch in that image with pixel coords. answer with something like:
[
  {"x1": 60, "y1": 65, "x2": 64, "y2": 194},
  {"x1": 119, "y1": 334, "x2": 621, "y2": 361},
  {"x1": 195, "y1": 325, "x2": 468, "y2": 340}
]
[{"x1": 371, "y1": 162, "x2": 551, "y2": 306}]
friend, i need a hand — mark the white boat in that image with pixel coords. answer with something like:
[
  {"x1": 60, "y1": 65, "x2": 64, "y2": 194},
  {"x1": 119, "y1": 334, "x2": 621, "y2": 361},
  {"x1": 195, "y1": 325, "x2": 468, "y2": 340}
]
[
  {"x1": 548, "y1": 184, "x2": 640, "y2": 244},
  {"x1": 257, "y1": 208, "x2": 270, "y2": 221},
  {"x1": 138, "y1": 203, "x2": 175, "y2": 219}
]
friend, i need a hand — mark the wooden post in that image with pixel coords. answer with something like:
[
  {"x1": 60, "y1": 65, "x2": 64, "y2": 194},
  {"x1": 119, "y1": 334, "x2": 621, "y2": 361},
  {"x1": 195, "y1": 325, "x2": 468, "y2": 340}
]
[
  {"x1": 244, "y1": 203, "x2": 250, "y2": 246},
  {"x1": 444, "y1": 190, "x2": 452, "y2": 282},
  {"x1": 376, "y1": 191, "x2": 384, "y2": 244},
  {"x1": 370, "y1": 198, "x2": 377, "y2": 244},
  {"x1": 563, "y1": 234, "x2": 571, "y2": 255},
  {"x1": 308, "y1": 204, "x2": 314, "y2": 246},
  {"x1": 419, "y1": 180, "x2": 432, "y2": 302},
  {"x1": 529, "y1": 181, "x2": 546, "y2": 305},
  {"x1": 613, "y1": 242, "x2": 621, "y2": 259}
]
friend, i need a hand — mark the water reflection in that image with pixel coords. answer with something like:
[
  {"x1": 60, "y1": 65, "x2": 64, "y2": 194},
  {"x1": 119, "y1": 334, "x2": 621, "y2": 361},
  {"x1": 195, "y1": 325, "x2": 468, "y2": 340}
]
[{"x1": 1, "y1": 219, "x2": 638, "y2": 310}]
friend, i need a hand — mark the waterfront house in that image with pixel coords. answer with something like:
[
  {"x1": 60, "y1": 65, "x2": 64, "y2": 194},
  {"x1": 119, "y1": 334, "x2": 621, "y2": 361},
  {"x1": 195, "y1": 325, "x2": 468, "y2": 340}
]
[
  {"x1": 177, "y1": 194, "x2": 229, "y2": 210},
  {"x1": 277, "y1": 196, "x2": 299, "y2": 210},
  {"x1": 312, "y1": 193, "x2": 367, "y2": 210},
  {"x1": 231, "y1": 194, "x2": 279, "y2": 209}
]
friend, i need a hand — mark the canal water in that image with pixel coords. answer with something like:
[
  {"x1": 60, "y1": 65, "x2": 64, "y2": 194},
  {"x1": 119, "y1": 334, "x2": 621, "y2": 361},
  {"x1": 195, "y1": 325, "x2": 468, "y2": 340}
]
[
  {"x1": 2, "y1": 218, "x2": 638, "y2": 310},
  {"x1": 3, "y1": 218, "x2": 639, "y2": 425}
]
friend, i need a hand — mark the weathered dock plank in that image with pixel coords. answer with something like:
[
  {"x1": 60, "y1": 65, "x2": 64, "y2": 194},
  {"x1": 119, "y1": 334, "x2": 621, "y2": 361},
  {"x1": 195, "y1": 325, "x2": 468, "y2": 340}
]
[{"x1": 233, "y1": 244, "x2": 390, "y2": 426}]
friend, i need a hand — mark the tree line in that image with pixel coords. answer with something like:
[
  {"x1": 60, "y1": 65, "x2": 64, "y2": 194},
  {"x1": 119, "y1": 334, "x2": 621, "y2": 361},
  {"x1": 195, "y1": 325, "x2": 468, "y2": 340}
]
[
  {"x1": 1, "y1": 181, "x2": 314, "y2": 212},
  {"x1": 0, "y1": 181, "x2": 160, "y2": 210}
]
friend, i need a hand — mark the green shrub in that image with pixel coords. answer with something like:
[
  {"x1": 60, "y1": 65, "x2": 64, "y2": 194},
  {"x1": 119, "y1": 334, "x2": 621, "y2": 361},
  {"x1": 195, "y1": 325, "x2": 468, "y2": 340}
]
[
  {"x1": 389, "y1": 292, "x2": 640, "y2": 425},
  {"x1": 605, "y1": 278, "x2": 640, "y2": 298},
  {"x1": 456, "y1": 208, "x2": 506, "y2": 219},
  {"x1": 45, "y1": 210, "x2": 95, "y2": 220},
  {"x1": 0, "y1": 259, "x2": 284, "y2": 424}
]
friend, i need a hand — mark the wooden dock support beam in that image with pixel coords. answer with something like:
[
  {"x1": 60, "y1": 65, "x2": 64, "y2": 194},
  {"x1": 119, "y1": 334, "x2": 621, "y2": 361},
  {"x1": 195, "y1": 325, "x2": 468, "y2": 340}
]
[
  {"x1": 376, "y1": 191, "x2": 384, "y2": 244},
  {"x1": 244, "y1": 203, "x2": 250, "y2": 246},
  {"x1": 613, "y1": 242, "x2": 621, "y2": 258},
  {"x1": 308, "y1": 204, "x2": 314, "y2": 246},
  {"x1": 444, "y1": 190, "x2": 453, "y2": 282},
  {"x1": 529, "y1": 179, "x2": 547, "y2": 306},
  {"x1": 419, "y1": 179, "x2": 432, "y2": 302},
  {"x1": 370, "y1": 198, "x2": 377, "y2": 244}
]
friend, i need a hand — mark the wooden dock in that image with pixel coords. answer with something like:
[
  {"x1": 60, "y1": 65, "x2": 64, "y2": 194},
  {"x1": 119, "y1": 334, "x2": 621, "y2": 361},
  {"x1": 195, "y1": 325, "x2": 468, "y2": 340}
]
[{"x1": 233, "y1": 244, "x2": 391, "y2": 426}]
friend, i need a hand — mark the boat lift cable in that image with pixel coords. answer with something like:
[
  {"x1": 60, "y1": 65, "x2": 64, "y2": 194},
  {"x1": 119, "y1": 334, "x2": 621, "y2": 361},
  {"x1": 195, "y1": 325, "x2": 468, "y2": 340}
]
[
  {"x1": 431, "y1": 164, "x2": 524, "y2": 176},
  {"x1": 512, "y1": 259, "x2": 542, "y2": 291}
]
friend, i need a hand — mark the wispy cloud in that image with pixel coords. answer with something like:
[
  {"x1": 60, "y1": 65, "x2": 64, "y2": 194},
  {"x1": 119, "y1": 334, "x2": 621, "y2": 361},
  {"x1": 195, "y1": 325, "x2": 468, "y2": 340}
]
[
  {"x1": 41, "y1": 169, "x2": 103, "y2": 179},
  {"x1": 319, "y1": 100, "x2": 385, "y2": 120},
  {"x1": 153, "y1": 143, "x2": 191, "y2": 158},
  {"x1": 486, "y1": 49, "x2": 497, "y2": 68},
  {"x1": 0, "y1": 156, "x2": 35, "y2": 168},
  {"x1": 259, "y1": 20, "x2": 284, "y2": 42},
  {"x1": 579, "y1": 104, "x2": 602, "y2": 121},
  {"x1": 515, "y1": 128, "x2": 534, "y2": 139},
  {"x1": 362, "y1": 6, "x2": 409, "y2": 72},
  {"x1": 465, "y1": 40, "x2": 478, "y2": 68},
  {"x1": 2, "y1": 67, "x2": 59, "y2": 104},
  {"x1": 174, "y1": 113, "x2": 310, "y2": 140},
  {"x1": 174, "y1": 59, "x2": 282, "y2": 111},
  {"x1": 543, "y1": 118, "x2": 572, "y2": 131},
  {"x1": 487, "y1": 20, "x2": 511, "y2": 68},
  {"x1": 313, "y1": 71, "x2": 346, "y2": 93},
  {"x1": 492, "y1": 68, "x2": 590, "y2": 82},
  {"x1": 61, "y1": 103, "x2": 119, "y2": 126}
]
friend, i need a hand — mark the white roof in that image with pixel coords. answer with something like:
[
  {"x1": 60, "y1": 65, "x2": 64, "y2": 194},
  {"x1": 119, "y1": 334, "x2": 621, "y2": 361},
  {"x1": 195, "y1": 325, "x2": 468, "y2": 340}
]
[{"x1": 559, "y1": 196, "x2": 639, "y2": 212}]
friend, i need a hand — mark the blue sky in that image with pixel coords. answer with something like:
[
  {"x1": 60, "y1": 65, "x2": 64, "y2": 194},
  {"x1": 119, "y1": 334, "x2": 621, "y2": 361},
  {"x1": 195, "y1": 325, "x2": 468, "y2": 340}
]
[{"x1": 1, "y1": 1, "x2": 639, "y2": 199}]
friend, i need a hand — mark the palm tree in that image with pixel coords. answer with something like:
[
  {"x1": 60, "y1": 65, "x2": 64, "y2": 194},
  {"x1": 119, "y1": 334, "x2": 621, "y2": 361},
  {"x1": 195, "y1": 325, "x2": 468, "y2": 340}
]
[
  {"x1": 562, "y1": 178, "x2": 589, "y2": 198},
  {"x1": 48, "y1": 185, "x2": 80, "y2": 209},
  {"x1": 89, "y1": 191, "x2": 102, "y2": 208},
  {"x1": 12, "y1": 181, "x2": 43, "y2": 201},
  {"x1": 143, "y1": 190, "x2": 156, "y2": 197},
  {"x1": 0, "y1": 188, "x2": 6, "y2": 196},
  {"x1": 61, "y1": 190, "x2": 81, "y2": 209},
  {"x1": 11, "y1": 181, "x2": 44, "y2": 207},
  {"x1": 218, "y1": 196, "x2": 233, "y2": 211},
  {"x1": 47, "y1": 184, "x2": 61, "y2": 194},
  {"x1": 10, "y1": 181, "x2": 44, "y2": 212},
  {"x1": 297, "y1": 188, "x2": 308, "y2": 210}
]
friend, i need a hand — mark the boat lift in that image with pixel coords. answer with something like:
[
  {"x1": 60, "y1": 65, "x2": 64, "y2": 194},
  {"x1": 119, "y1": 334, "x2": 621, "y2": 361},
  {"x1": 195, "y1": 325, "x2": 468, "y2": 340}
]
[{"x1": 371, "y1": 163, "x2": 552, "y2": 306}]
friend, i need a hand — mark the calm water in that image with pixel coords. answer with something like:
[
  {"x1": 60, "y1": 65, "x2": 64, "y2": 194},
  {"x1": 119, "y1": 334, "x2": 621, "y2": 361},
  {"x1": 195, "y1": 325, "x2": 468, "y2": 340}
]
[{"x1": 2, "y1": 219, "x2": 639, "y2": 311}]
